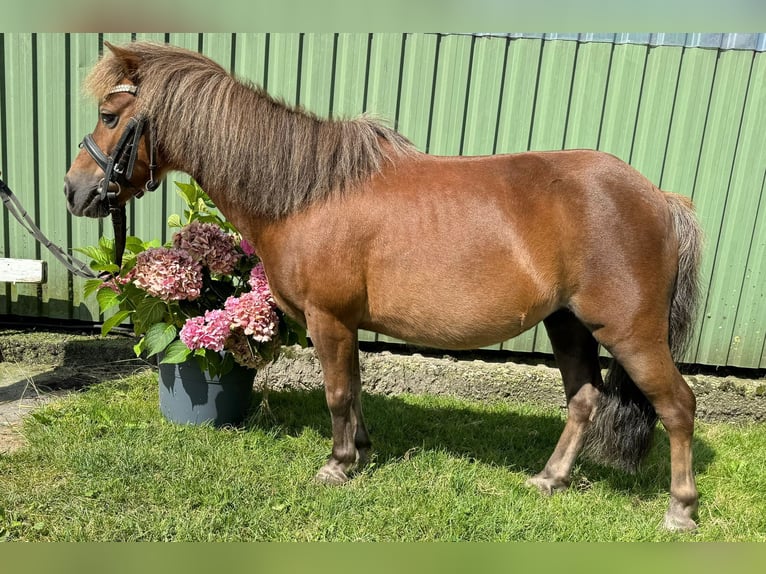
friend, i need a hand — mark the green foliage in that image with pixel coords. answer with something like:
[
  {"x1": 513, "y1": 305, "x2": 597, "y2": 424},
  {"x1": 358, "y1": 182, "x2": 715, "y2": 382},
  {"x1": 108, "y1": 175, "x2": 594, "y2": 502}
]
[
  {"x1": 78, "y1": 179, "x2": 307, "y2": 377},
  {"x1": 143, "y1": 323, "x2": 178, "y2": 358},
  {"x1": 173, "y1": 180, "x2": 238, "y2": 233}
]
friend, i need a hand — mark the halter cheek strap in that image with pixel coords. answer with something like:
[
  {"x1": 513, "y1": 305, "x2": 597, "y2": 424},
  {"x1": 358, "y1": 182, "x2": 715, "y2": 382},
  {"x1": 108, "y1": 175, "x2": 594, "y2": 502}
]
[
  {"x1": 79, "y1": 84, "x2": 160, "y2": 209},
  {"x1": 78, "y1": 84, "x2": 160, "y2": 268}
]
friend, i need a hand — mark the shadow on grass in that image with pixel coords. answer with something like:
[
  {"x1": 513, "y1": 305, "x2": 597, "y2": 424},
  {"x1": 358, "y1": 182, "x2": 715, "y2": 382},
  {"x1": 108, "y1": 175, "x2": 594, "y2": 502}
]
[
  {"x1": 249, "y1": 387, "x2": 715, "y2": 501},
  {"x1": 0, "y1": 333, "x2": 147, "y2": 400}
]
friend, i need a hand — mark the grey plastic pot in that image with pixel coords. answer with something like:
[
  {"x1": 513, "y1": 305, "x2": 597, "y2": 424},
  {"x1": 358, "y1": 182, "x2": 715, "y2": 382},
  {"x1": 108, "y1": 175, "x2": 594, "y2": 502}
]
[{"x1": 157, "y1": 355, "x2": 255, "y2": 427}]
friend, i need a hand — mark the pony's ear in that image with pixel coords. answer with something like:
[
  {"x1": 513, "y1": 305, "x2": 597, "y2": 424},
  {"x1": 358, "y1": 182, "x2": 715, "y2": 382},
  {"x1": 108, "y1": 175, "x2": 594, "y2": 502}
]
[{"x1": 104, "y1": 41, "x2": 141, "y2": 81}]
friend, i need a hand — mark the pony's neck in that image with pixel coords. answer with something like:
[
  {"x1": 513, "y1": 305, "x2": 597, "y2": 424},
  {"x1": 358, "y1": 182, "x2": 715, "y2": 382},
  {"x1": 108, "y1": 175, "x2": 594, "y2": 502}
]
[{"x1": 152, "y1": 76, "x2": 414, "y2": 220}]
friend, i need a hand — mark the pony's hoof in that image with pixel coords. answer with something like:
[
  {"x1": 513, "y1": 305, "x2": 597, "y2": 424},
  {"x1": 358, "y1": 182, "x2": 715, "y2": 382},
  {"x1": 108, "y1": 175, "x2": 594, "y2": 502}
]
[
  {"x1": 662, "y1": 511, "x2": 698, "y2": 532},
  {"x1": 315, "y1": 464, "x2": 349, "y2": 485},
  {"x1": 525, "y1": 474, "x2": 569, "y2": 495}
]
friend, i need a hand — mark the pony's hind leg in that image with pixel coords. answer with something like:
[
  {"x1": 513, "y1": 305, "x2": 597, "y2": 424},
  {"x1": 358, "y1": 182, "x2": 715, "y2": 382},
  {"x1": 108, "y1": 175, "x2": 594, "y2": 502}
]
[
  {"x1": 309, "y1": 311, "x2": 371, "y2": 485},
  {"x1": 526, "y1": 309, "x2": 603, "y2": 494},
  {"x1": 609, "y1": 341, "x2": 698, "y2": 531}
]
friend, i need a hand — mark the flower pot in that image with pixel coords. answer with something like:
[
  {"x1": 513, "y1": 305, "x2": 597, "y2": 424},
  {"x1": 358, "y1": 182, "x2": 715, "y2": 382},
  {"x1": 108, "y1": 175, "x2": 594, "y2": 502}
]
[{"x1": 158, "y1": 355, "x2": 255, "y2": 427}]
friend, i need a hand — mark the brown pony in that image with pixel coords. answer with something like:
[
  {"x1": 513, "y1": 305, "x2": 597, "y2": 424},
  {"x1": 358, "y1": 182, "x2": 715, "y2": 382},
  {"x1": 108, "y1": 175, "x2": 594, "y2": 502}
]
[{"x1": 64, "y1": 42, "x2": 703, "y2": 531}]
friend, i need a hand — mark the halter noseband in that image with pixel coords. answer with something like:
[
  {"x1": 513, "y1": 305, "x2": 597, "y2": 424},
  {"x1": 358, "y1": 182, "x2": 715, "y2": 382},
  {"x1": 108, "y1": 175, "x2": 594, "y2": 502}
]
[{"x1": 79, "y1": 84, "x2": 160, "y2": 211}]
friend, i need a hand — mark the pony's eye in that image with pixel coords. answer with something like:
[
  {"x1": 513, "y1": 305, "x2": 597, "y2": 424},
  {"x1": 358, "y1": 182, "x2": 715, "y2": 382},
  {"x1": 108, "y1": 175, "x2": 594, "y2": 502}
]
[{"x1": 100, "y1": 112, "x2": 118, "y2": 128}]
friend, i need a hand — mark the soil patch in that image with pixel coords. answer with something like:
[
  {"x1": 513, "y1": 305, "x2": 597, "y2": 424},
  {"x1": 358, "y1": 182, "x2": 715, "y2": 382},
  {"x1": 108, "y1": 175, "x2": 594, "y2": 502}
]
[{"x1": 2, "y1": 328, "x2": 765, "y2": 454}]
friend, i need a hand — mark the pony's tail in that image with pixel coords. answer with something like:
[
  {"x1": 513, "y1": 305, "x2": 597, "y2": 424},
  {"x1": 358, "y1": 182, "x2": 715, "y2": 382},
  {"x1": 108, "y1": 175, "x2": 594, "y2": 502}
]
[
  {"x1": 665, "y1": 193, "x2": 703, "y2": 361},
  {"x1": 583, "y1": 192, "x2": 703, "y2": 473}
]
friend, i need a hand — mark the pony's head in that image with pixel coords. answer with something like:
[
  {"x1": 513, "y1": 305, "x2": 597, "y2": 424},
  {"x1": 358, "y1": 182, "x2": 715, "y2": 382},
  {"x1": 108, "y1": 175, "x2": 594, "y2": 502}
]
[{"x1": 64, "y1": 42, "x2": 163, "y2": 218}]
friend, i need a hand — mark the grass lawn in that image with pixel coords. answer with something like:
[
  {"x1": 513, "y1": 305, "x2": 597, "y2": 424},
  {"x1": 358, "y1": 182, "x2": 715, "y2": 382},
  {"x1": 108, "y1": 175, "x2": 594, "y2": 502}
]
[{"x1": 1, "y1": 369, "x2": 765, "y2": 541}]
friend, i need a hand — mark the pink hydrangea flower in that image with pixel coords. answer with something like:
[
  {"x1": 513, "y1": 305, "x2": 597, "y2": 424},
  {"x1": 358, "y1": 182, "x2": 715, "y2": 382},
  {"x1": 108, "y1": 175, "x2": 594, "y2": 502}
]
[
  {"x1": 179, "y1": 309, "x2": 231, "y2": 351},
  {"x1": 173, "y1": 221, "x2": 241, "y2": 275},
  {"x1": 240, "y1": 238, "x2": 255, "y2": 257},
  {"x1": 248, "y1": 263, "x2": 275, "y2": 306},
  {"x1": 225, "y1": 330, "x2": 263, "y2": 369},
  {"x1": 225, "y1": 291, "x2": 279, "y2": 343},
  {"x1": 130, "y1": 247, "x2": 203, "y2": 301},
  {"x1": 98, "y1": 278, "x2": 120, "y2": 293}
]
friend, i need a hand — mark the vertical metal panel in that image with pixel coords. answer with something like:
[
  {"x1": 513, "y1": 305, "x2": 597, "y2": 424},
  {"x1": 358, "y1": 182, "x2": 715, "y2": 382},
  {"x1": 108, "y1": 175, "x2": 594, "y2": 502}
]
[
  {"x1": 494, "y1": 38, "x2": 542, "y2": 156},
  {"x1": 36, "y1": 34, "x2": 70, "y2": 319},
  {"x1": 0, "y1": 33, "x2": 7, "y2": 313},
  {"x1": 364, "y1": 34, "x2": 402, "y2": 124},
  {"x1": 528, "y1": 39, "x2": 577, "y2": 152},
  {"x1": 2, "y1": 33, "x2": 15, "y2": 314},
  {"x1": 67, "y1": 33, "x2": 102, "y2": 321},
  {"x1": 656, "y1": 48, "x2": 719, "y2": 364},
  {"x1": 200, "y1": 33, "x2": 233, "y2": 71},
  {"x1": 265, "y1": 33, "x2": 300, "y2": 106},
  {"x1": 629, "y1": 46, "x2": 684, "y2": 183},
  {"x1": 691, "y1": 50, "x2": 754, "y2": 366},
  {"x1": 703, "y1": 52, "x2": 766, "y2": 368},
  {"x1": 331, "y1": 34, "x2": 368, "y2": 119},
  {"x1": 598, "y1": 43, "x2": 647, "y2": 159},
  {"x1": 4, "y1": 34, "x2": 40, "y2": 317},
  {"x1": 564, "y1": 41, "x2": 612, "y2": 149},
  {"x1": 427, "y1": 34, "x2": 472, "y2": 156},
  {"x1": 397, "y1": 33, "x2": 437, "y2": 151},
  {"x1": 726, "y1": 52, "x2": 766, "y2": 368},
  {"x1": 461, "y1": 35, "x2": 508, "y2": 156},
  {"x1": 659, "y1": 49, "x2": 717, "y2": 197},
  {"x1": 299, "y1": 33, "x2": 335, "y2": 116},
  {"x1": 233, "y1": 32, "x2": 267, "y2": 86}
]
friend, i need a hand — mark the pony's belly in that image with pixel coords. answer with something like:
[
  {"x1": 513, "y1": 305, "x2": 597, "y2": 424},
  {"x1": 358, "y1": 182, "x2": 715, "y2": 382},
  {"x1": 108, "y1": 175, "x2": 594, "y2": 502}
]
[
  {"x1": 360, "y1": 321, "x2": 530, "y2": 350},
  {"x1": 360, "y1": 303, "x2": 549, "y2": 351}
]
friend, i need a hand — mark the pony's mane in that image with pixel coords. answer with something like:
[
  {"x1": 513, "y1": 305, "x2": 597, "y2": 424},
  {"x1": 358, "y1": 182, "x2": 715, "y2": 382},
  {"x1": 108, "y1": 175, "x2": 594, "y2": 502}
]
[{"x1": 85, "y1": 42, "x2": 416, "y2": 218}]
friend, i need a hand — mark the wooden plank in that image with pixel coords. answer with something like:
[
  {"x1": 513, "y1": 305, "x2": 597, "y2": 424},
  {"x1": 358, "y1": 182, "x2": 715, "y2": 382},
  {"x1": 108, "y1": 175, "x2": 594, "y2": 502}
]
[{"x1": 0, "y1": 258, "x2": 47, "y2": 283}]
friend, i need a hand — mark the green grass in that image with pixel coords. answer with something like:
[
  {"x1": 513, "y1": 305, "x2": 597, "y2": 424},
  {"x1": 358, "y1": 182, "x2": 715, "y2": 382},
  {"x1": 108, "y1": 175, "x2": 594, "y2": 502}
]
[{"x1": 1, "y1": 370, "x2": 765, "y2": 541}]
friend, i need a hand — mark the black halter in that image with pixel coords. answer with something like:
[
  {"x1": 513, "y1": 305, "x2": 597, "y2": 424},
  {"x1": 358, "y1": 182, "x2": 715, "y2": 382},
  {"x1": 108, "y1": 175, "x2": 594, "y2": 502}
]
[
  {"x1": 79, "y1": 84, "x2": 160, "y2": 207},
  {"x1": 79, "y1": 84, "x2": 160, "y2": 267}
]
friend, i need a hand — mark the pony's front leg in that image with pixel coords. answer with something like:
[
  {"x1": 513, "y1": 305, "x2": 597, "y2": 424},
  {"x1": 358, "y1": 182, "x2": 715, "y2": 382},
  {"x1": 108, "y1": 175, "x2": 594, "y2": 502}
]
[{"x1": 309, "y1": 311, "x2": 370, "y2": 484}]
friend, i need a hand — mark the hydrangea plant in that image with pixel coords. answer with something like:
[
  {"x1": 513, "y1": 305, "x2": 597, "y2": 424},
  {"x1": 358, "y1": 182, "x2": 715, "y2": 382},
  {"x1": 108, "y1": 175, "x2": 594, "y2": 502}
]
[{"x1": 79, "y1": 180, "x2": 306, "y2": 377}]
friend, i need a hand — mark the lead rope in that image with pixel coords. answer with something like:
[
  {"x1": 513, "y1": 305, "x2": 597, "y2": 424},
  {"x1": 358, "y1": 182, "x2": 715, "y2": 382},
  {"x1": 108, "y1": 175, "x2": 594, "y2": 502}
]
[
  {"x1": 111, "y1": 205, "x2": 127, "y2": 269},
  {"x1": 0, "y1": 174, "x2": 98, "y2": 279}
]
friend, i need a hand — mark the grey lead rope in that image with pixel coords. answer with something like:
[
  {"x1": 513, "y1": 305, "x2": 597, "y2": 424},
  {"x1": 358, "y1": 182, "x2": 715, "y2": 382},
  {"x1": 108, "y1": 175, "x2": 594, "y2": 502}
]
[{"x1": 0, "y1": 174, "x2": 97, "y2": 279}]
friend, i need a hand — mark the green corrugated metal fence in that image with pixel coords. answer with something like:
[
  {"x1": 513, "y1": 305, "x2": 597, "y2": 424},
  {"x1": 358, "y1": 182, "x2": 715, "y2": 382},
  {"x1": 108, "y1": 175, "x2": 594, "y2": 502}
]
[{"x1": 1, "y1": 33, "x2": 764, "y2": 368}]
